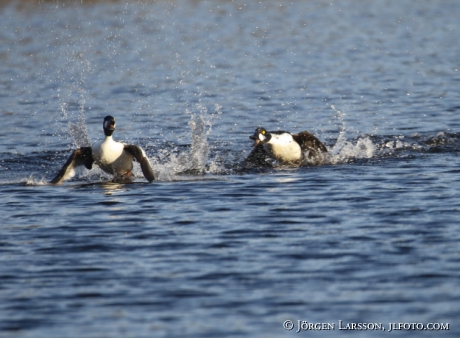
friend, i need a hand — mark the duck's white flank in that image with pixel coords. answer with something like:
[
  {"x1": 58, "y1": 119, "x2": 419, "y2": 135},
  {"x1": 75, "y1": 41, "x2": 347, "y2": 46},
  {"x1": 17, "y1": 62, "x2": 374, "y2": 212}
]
[{"x1": 264, "y1": 133, "x2": 302, "y2": 163}]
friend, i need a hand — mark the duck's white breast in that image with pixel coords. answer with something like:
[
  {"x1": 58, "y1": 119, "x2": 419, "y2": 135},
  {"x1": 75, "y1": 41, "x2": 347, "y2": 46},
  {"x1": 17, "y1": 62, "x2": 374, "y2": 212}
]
[{"x1": 92, "y1": 138, "x2": 133, "y2": 175}]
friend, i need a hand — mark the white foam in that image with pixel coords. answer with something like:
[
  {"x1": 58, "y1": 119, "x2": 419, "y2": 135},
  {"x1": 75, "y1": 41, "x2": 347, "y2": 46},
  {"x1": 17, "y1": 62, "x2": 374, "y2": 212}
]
[
  {"x1": 21, "y1": 175, "x2": 49, "y2": 186},
  {"x1": 151, "y1": 104, "x2": 222, "y2": 180},
  {"x1": 324, "y1": 105, "x2": 376, "y2": 164},
  {"x1": 327, "y1": 137, "x2": 376, "y2": 164}
]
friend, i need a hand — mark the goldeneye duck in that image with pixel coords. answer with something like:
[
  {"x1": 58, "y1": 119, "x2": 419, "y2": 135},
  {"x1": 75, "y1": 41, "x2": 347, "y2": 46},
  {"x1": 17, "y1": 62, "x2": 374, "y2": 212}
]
[
  {"x1": 245, "y1": 127, "x2": 327, "y2": 165},
  {"x1": 50, "y1": 116, "x2": 155, "y2": 184}
]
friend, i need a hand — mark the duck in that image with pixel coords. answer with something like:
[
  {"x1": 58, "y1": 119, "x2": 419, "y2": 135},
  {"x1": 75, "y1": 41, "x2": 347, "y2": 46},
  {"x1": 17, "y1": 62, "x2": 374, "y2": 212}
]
[
  {"x1": 245, "y1": 127, "x2": 327, "y2": 166},
  {"x1": 50, "y1": 116, "x2": 155, "y2": 184}
]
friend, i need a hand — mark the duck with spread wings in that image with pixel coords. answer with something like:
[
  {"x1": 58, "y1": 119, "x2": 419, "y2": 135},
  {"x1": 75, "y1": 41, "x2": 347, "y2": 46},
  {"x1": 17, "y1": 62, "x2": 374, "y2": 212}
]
[{"x1": 50, "y1": 116, "x2": 155, "y2": 184}]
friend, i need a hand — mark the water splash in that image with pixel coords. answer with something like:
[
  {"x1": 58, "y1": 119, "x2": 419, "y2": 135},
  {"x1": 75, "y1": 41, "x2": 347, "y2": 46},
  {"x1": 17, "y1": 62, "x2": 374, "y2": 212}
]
[
  {"x1": 153, "y1": 104, "x2": 221, "y2": 180},
  {"x1": 67, "y1": 100, "x2": 91, "y2": 148},
  {"x1": 322, "y1": 105, "x2": 375, "y2": 164},
  {"x1": 328, "y1": 105, "x2": 347, "y2": 154},
  {"x1": 327, "y1": 136, "x2": 376, "y2": 164},
  {"x1": 52, "y1": 33, "x2": 94, "y2": 148},
  {"x1": 21, "y1": 175, "x2": 49, "y2": 186}
]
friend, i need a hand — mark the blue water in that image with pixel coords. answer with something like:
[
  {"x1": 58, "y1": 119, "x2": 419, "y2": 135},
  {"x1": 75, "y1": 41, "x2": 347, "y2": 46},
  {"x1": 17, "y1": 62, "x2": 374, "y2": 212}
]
[{"x1": 1, "y1": 0, "x2": 460, "y2": 337}]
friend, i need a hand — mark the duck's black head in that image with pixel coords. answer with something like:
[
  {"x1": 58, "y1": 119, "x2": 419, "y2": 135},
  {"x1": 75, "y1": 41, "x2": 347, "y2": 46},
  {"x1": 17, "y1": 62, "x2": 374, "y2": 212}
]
[
  {"x1": 249, "y1": 127, "x2": 270, "y2": 146},
  {"x1": 103, "y1": 115, "x2": 116, "y2": 136}
]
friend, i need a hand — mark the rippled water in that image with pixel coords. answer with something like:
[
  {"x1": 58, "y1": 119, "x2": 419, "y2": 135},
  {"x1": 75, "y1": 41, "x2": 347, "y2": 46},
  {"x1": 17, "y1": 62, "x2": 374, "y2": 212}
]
[{"x1": 1, "y1": 0, "x2": 460, "y2": 337}]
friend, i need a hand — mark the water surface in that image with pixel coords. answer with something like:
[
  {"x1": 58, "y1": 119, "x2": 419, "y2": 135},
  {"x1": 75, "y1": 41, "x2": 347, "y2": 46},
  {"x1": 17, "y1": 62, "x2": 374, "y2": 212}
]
[{"x1": 1, "y1": 0, "x2": 460, "y2": 337}]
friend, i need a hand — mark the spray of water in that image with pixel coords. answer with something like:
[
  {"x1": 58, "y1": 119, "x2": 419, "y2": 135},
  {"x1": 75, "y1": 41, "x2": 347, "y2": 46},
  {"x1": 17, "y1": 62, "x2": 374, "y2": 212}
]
[
  {"x1": 153, "y1": 104, "x2": 221, "y2": 180},
  {"x1": 326, "y1": 105, "x2": 376, "y2": 164},
  {"x1": 67, "y1": 99, "x2": 91, "y2": 148}
]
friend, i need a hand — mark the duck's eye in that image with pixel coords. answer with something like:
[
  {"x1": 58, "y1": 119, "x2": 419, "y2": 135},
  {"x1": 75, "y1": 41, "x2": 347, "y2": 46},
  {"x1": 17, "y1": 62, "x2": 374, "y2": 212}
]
[{"x1": 261, "y1": 129, "x2": 266, "y2": 135}]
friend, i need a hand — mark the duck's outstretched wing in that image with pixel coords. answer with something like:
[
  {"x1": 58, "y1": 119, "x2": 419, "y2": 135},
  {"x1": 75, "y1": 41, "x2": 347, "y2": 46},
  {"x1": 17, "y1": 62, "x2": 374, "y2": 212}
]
[
  {"x1": 50, "y1": 147, "x2": 94, "y2": 185},
  {"x1": 124, "y1": 145, "x2": 155, "y2": 182},
  {"x1": 293, "y1": 131, "x2": 328, "y2": 157}
]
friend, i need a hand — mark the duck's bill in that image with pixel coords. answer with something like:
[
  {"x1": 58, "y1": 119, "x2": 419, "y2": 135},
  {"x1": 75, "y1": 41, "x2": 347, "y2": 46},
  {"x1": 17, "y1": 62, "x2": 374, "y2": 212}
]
[{"x1": 249, "y1": 135, "x2": 261, "y2": 147}]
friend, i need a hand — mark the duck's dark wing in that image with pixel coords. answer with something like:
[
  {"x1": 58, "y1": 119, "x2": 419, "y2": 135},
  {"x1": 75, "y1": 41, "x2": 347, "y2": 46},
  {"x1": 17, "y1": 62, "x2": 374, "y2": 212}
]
[
  {"x1": 124, "y1": 145, "x2": 155, "y2": 182},
  {"x1": 243, "y1": 144, "x2": 272, "y2": 167},
  {"x1": 50, "y1": 147, "x2": 93, "y2": 185},
  {"x1": 293, "y1": 131, "x2": 328, "y2": 157}
]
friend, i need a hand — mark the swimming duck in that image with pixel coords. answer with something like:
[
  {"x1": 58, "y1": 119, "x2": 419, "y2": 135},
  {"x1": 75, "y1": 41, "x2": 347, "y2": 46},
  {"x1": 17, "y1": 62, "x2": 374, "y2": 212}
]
[
  {"x1": 50, "y1": 116, "x2": 155, "y2": 184},
  {"x1": 245, "y1": 127, "x2": 327, "y2": 165}
]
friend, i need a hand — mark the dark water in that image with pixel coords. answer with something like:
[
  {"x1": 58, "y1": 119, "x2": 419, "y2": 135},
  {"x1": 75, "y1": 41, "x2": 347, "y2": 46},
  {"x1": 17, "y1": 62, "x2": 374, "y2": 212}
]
[{"x1": 1, "y1": 0, "x2": 460, "y2": 337}]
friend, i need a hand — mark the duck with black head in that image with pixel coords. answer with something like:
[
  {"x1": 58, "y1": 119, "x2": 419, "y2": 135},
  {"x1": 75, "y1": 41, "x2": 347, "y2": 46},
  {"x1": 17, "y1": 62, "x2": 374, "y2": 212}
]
[{"x1": 50, "y1": 116, "x2": 155, "y2": 184}]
